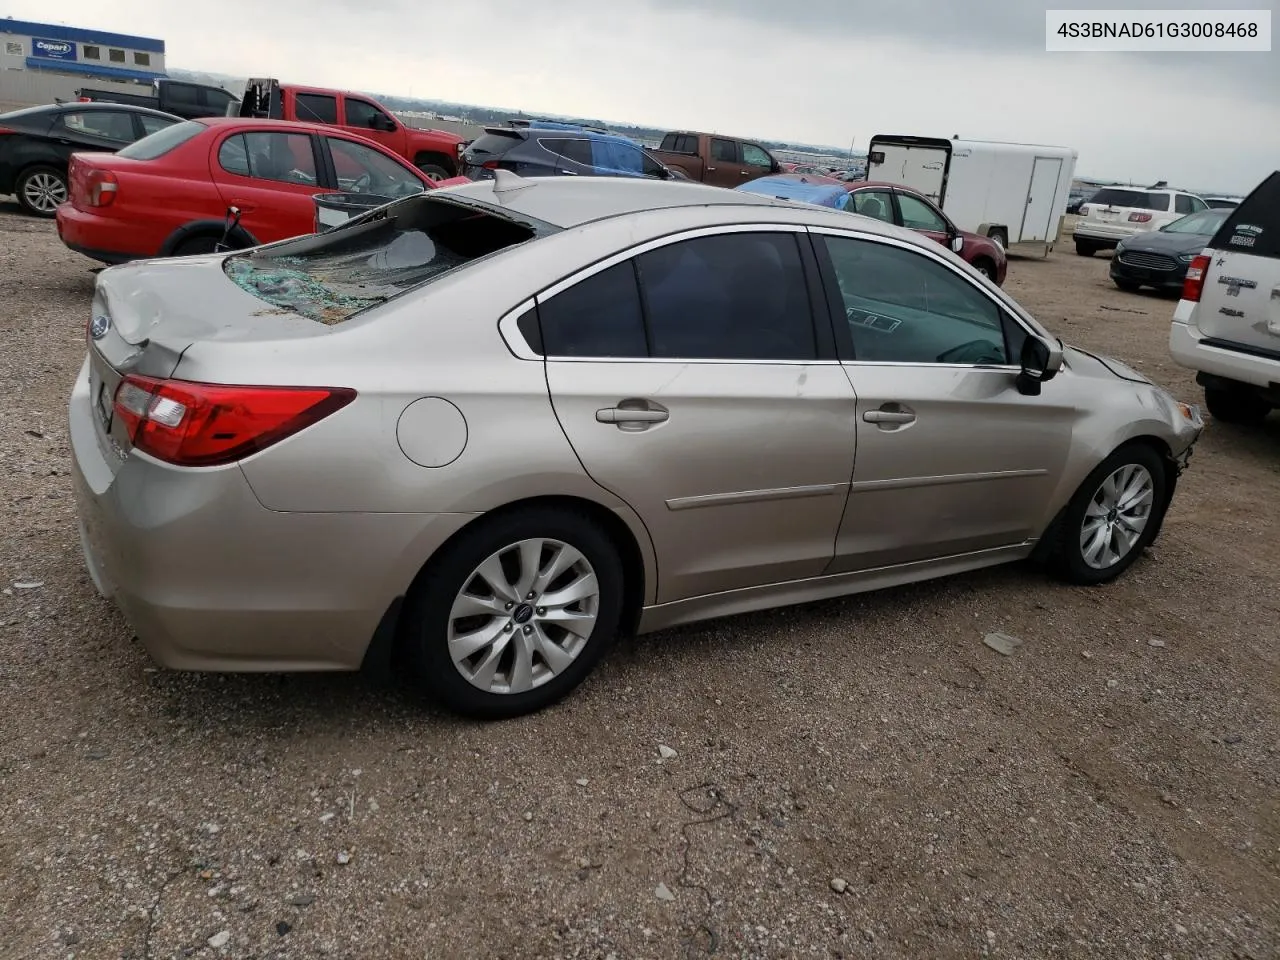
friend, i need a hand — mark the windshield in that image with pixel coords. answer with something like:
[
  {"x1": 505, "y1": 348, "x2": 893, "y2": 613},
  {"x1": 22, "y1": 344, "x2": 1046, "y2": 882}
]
[
  {"x1": 223, "y1": 195, "x2": 559, "y2": 324},
  {"x1": 117, "y1": 120, "x2": 205, "y2": 160},
  {"x1": 1163, "y1": 209, "x2": 1230, "y2": 234}
]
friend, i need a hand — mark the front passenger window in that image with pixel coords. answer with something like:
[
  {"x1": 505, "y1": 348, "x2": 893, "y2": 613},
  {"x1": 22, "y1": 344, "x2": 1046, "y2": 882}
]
[
  {"x1": 822, "y1": 236, "x2": 1009, "y2": 365},
  {"x1": 851, "y1": 189, "x2": 893, "y2": 223}
]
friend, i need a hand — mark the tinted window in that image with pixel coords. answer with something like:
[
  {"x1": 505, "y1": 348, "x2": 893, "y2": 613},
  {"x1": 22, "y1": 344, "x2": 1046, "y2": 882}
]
[
  {"x1": 466, "y1": 132, "x2": 522, "y2": 159},
  {"x1": 1174, "y1": 194, "x2": 1195, "y2": 214},
  {"x1": 711, "y1": 138, "x2": 737, "y2": 163},
  {"x1": 678, "y1": 135, "x2": 698, "y2": 154},
  {"x1": 295, "y1": 93, "x2": 338, "y2": 125},
  {"x1": 538, "y1": 262, "x2": 648, "y2": 357},
  {"x1": 660, "y1": 133, "x2": 678, "y2": 151},
  {"x1": 346, "y1": 98, "x2": 391, "y2": 130},
  {"x1": 58, "y1": 110, "x2": 136, "y2": 142},
  {"x1": 1209, "y1": 171, "x2": 1280, "y2": 260},
  {"x1": 637, "y1": 233, "x2": 816, "y2": 360},
  {"x1": 218, "y1": 132, "x2": 317, "y2": 185},
  {"x1": 327, "y1": 137, "x2": 424, "y2": 197},
  {"x1": 1089, "y1": 188, "x2": 1170, "y2": 212},
  {"x1": 543, "y1": 138, "x2": 592, "y2": 167},
  {"x1": 206, "y1": 90, "x2": 236, "y2": 110},
  {"x1": 897, "y1": 192, "x2": 949, "y2": 232},
  {"x1": 137, "y1": 113, "x2": 177, "y2": 137},
  {"x1": 822, "y1": 236, "x2": 1008, "y2": 365},
  {"x1": 165, "y1": 84, "x2": 199, "y2": 106},
  {"x1": 851, "y1": 189, "x2": 893, "y2": 222},
  {"x1": 117, "y1": 120, "x2": 204, "y2": 160},
  {"x1": 742, "y1": 143, "x2": 772, "y2": 168}
]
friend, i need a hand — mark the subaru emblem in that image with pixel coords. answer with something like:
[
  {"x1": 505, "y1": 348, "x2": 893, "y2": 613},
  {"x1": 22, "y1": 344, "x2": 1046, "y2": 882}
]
[{"x1": 89, "y1": 314, "x2": 111, "y2": 340}]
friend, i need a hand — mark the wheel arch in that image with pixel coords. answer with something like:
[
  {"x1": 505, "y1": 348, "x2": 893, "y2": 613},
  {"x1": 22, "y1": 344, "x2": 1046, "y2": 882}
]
[
  {"x1": 362, "y1": 494, "x2": 655, "y2": 675},
  {"x1": 158, "y1": 219, "x2": 260, "y2": 257}
]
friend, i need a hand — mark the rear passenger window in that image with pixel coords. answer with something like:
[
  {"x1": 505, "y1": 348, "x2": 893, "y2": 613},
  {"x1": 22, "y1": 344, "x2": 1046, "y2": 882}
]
[
  {"x1": 711, "y1": 139, "x2": 737, "y2": 162},
  {"x1": 218, "y1": 132, "x2": 317, "y2": 185},
  {"x1": 538, "y1": 262, "x2": 648, "y2": 357},
  {"x1": 1175, "y1": 195, "x2": 1195, "y2": 214},
  {"x1": 295, "y1": 93, "x2": 338, "y2": 125},
  {"x1": 637, "y1": 233, "x2": 816, "y2": 360}
]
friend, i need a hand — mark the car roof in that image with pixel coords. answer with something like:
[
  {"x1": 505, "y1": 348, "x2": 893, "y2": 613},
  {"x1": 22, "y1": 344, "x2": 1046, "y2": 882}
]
[
  {"x1": 195, "y1": 116, "x2": 360, "y2": 137},
  {"x1": 437, "y1": 174, "x2": 922, "y2": 238}
]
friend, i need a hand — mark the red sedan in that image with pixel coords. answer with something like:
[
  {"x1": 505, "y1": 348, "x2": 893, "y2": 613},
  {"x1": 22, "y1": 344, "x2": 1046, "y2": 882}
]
[
  {"x1": 843, "y1": 180, "x2": 1007, "y2": 285},
  {"x1": 56, "y1": 117, "x2": 468, "y2": 264}
]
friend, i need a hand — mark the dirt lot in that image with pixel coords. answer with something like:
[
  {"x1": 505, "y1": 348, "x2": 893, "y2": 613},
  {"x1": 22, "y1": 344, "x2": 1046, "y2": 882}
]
[{"x1": 0, "y1": 203, "x2": 1277, "y2": 960}]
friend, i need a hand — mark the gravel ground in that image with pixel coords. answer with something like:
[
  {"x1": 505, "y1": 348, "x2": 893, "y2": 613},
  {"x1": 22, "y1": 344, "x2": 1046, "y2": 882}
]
[{"x1": 1, "y1": 203, "x2": 1277, "y2": 960}]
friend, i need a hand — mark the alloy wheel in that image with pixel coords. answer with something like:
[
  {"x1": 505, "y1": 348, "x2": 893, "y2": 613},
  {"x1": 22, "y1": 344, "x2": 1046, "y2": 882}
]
[
  {"x1": 1079, "y1": 463, "x2": 1154, "y2": 569},
  {"x1": 22, "y1": 172, "x2": 67, "y2": 214},
  {"x1": 447, "y1": 538, "x2": 600, "y2": 695}
]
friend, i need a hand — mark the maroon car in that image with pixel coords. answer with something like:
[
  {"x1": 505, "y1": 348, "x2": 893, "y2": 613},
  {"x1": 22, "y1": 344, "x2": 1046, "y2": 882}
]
[{"x1": 844, "y1": 180, "x2": 1008, "y2": 285}]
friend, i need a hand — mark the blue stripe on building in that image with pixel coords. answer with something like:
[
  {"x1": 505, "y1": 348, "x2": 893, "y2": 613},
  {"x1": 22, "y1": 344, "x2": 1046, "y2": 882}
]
[
  {"x1": 1, "y1": 18, "x2": 165, "y2": 54},
  {"x1": 23, "y1": 58, "x2": 163, "y2": 82}
]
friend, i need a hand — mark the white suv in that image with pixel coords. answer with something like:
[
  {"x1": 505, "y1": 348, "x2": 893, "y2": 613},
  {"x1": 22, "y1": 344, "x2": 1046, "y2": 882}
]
[
  {"x1": 1074, "y1": 185, "x2": 1208, "y2": 257},
  {"x1": 1169, "y1": 171, "x2": 1280, "y2": 424}
]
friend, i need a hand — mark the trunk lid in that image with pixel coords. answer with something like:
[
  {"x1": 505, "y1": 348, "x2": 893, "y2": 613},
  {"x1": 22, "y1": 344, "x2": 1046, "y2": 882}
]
[
  {"x1": 1195, "y1": 172, "x2": 1280, "y2": 353},
  {"x1": 85, "y1": 255, "x2": 329, "y2": 460}
]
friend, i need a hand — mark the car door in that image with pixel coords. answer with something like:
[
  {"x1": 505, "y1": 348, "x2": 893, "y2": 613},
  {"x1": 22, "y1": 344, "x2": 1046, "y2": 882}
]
[
  {"x1": 811, "y1": 228, "x2": 1074, "y2": 571},
  {"x1": 705, "y1": 137, "x2": 747, "y2": 187},
  {"x1": 893, "y1": 189, "x2": 953, "y2": 248},
  {"x1": 341, "y1": 96, "x2": 403, "y2": 157},
  {"x1": 209, "y1": 129, "x2": 325, "y2": 243},
  {"x1": 535, "y1": 226, "x2": 857, "y2": 603}
]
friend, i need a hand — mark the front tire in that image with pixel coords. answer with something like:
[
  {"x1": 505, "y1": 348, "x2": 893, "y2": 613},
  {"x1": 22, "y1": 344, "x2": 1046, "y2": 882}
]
[
  {"x1": 405, "y1": 507, "x2": 624, "y2": 719},
  {"x1": 1051, "y1": 444, "x2": 1168, "y2": 585},
  {"x1": 16, "y1": 165, "x2": 68, "y2": 217},
  {"x1": 1204, "y1": 385, "x2": 1271, "y2": 425}
]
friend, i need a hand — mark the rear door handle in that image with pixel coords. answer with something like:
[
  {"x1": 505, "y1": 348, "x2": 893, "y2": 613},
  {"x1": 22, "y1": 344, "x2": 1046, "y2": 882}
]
[
  {"x1": 863, "y1": 410, "x2": 915, "y2": 424},
  {"x1": 596, "y1": 407, "x2": 669, "y2": 424}
]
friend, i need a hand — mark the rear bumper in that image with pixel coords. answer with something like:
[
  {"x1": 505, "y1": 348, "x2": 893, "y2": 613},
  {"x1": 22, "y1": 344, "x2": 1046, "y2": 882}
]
[
  {"x1": 1073, "y1": 222, "x2": 1138, "y2": 243},
  {"x1": 1170, "y1": 314, "x2": 1280, "y2": 390},
  {"x1": 69, "y1": 356, "x2": 475, "y2": 672},
  {"x1": 1110, "y1": 256, "x2": 1187, "y2": 291},
  {"x1": 56, "y1": 203, "x2": 150, "y2": 264}
]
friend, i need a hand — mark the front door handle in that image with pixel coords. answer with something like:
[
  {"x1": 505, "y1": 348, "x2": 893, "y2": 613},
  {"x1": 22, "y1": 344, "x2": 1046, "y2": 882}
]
[
  {"x1": 596, "y1": 407, "x2": 669, "y2": 424},
  {"x1": 863, "y1": 409, "x2": 916, "y2": 425}
]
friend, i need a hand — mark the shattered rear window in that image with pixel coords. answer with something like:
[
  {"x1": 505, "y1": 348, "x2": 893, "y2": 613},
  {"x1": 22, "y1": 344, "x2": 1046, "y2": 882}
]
[{"x1": 223, "y1": 195, "x2": 558, "y2": 324}]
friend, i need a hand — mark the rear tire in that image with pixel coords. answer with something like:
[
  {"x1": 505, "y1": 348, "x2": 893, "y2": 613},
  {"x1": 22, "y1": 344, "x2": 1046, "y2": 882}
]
[
  {"x1": 172, "y1": 234, "x2": 222, "y2": 257},
  {"x1": 15, "y1": 165, "x2": 68, "y2": 218},
  {"x1": 416, "y1": 163, "x2": 449, "y2": 182},
  {"x1": 404, "y1": 507, "x2": 624, "y2": 719},
  {"x1": 1050, "y1": 444, "x2": 1168, "y2": 586},
  {"x1": 1204, "y1": 385, "x2": 1271, "y2": 425},
  {"x1": 1075, "y1": 240, "x2": 1098, "y2": 257}
]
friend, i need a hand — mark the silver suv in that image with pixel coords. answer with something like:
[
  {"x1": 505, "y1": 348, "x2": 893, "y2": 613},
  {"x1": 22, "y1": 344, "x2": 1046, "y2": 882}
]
[{"x1": 1169, "y1": 171, "x2": 1280, "y2": 424}]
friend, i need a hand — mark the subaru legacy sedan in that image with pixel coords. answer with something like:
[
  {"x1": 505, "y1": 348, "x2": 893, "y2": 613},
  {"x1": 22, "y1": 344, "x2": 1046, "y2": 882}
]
[{"x1": 70, "y1": 174, "x2": 1203, "y2": 719}]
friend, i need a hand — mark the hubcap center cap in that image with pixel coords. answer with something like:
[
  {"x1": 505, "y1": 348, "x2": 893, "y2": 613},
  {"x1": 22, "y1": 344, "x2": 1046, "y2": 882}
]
[{"x1": 512, "y1": 603, "x2": 535, "y2": 625}]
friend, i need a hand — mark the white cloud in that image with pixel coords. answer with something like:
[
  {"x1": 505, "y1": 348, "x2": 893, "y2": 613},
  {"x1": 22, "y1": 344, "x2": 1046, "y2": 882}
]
[{"x1": 5, "y1": 0, "x2": 1276, "y2": 192}]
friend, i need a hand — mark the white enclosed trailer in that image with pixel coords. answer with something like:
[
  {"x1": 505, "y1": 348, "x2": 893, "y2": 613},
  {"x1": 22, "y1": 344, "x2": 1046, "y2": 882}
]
[{"x1": 866, "y1": 135, "x2": 1078, "y2": 255}]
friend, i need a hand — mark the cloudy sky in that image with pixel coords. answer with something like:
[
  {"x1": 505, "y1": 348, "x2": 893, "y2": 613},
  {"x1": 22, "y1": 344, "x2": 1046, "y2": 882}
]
[{"x1": 7, "y1": 0, "x2": 1278, "y2": 191}]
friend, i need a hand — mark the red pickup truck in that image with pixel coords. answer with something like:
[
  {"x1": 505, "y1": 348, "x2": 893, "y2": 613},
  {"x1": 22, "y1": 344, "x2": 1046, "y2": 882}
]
[
  {"x1": 649, "y1": 131, "x2": 783, "y2": 188},
  {"x1": 238, "y1": 78, "x2": 466, "y2": 180}
]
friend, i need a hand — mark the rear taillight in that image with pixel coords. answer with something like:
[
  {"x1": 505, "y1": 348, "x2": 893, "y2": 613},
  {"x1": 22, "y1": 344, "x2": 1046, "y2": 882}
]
[
  {"x1": 1128, "y1": 212, "x2": 1152, "y2": 223},
  {"x1": 1182, "y1": 254, "x2": 1211, "y2": 302},
  {"x1": 78, "y1": 96, "x2": 91, "y2": 102},
  {"x1": 481, "y1": 160, "x2": 498, "y2": 170},
  {"x1": 113, "y1": 375, "x2": 356, "y2": 467},
  {"x1": 86, "y1": 170, "x2": 118, "y2": 207},
  {"x1": 1078, "y1": 205, "x2": 1089, "y2": 216},
  {"x1": 0, "y1": 125, "x2": 14, "y2": 135}
]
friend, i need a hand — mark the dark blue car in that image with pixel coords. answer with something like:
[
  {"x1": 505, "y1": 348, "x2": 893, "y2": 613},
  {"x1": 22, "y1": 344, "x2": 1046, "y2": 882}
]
[{"x1": 460, "y1": 120, "x2": 681, "y2": 181}]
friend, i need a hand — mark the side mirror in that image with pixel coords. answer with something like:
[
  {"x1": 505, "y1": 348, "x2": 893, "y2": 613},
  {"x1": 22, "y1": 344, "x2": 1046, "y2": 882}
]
[
  {"x1": 1015, "y1": 336, "x2": 1061, "y2": 396},
  {"x1": 949, "y1": 234, "x2": 964, "y2": 254}
]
